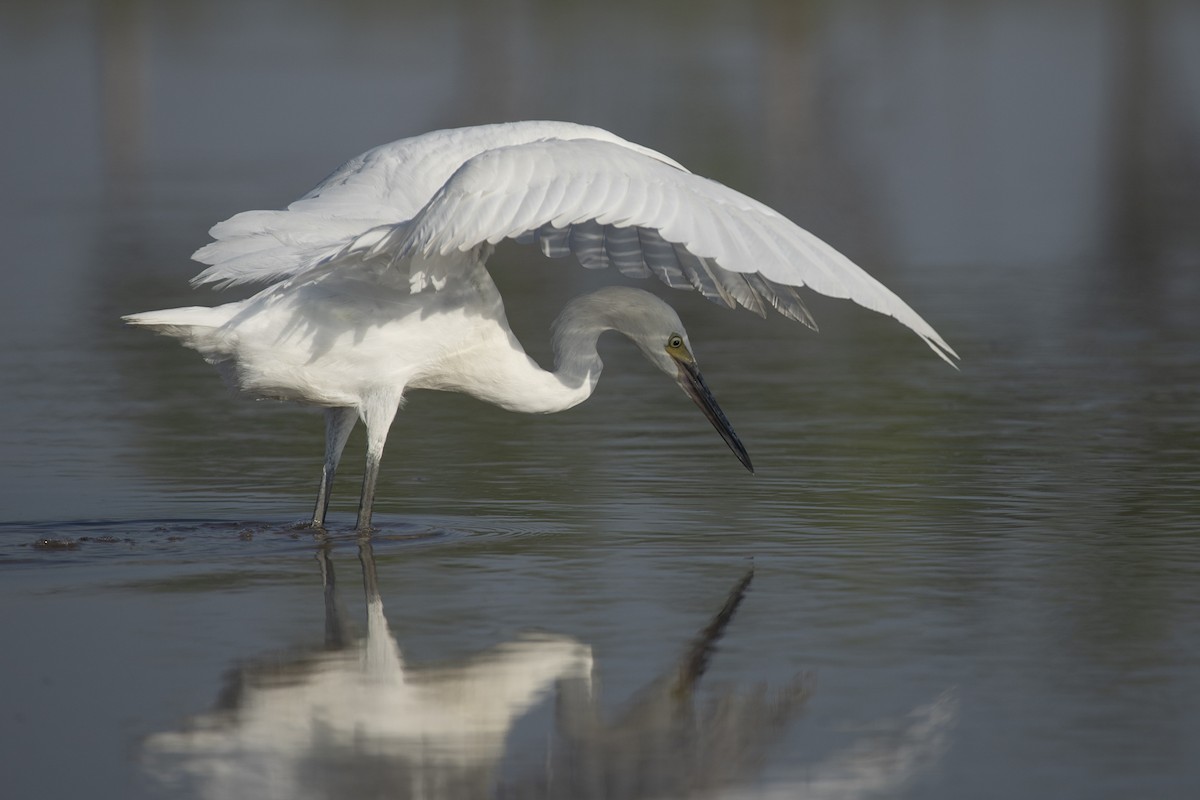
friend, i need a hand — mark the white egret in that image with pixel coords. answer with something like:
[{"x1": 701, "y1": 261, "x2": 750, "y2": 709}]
[{"x1": 125, "y1": 121, "x2": 956, "y2": 531}]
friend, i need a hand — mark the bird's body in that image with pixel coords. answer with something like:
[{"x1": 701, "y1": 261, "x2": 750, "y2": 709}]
[
  {"x1": 126, "y1": 121, "x2": 956, "y2": 531},
  {"x1": 141, "y1": 252, "x2": 585, "y2": 413}
]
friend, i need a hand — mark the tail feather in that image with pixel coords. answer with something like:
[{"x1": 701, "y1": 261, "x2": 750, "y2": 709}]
[{"x1": 122, "y1": 305, "x2": 236, "y2": 352}]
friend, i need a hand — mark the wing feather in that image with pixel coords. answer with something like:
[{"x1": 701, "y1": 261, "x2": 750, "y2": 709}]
[
  {"x1": 637, "y1": 228, "x2": 681, "y2": 284},
  {"x1": 570, "y1": 221, "x2": 609, "y2": 270},
  {"x1": 532, "y1": 224, "x2": 572, "y2": 259},
  {"x1": 605, "y1": 226, "x2": 650, "y2": 277}
]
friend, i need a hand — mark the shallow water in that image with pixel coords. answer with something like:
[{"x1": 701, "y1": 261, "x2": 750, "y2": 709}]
[{"x1": 3, "y1": 2, "x2": 1200, "y2": 799}]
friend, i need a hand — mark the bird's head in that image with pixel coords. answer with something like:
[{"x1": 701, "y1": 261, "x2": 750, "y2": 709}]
[{"x1": 562, "y1": 287, "x2": 754, "y2": 473}]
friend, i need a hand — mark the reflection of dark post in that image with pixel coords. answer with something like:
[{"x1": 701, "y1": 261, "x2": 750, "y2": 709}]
[
  {"x1": 456, "y1": 0, "x2": 520, "y2": 122},
  {"x1": 1108, "y1": 0, "x2": 1158, "y2": 271},
  {"x1": 96, "y1": 0, "x2": 146, "y2": 194},
  {"x1": 1107, "y1": 1, "x2": 1200, "y2": 272},
  {"x1": 759, "y1": 0, "x2": 819, "y2": 206},
  {"x1": 757, "y1": 0, "x2": 886, "y2": 264}
]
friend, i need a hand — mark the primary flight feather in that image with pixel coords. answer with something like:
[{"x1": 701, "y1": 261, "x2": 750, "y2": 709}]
[{"x1": 126, "y1": 121, "x2": 957, "y2": 531}]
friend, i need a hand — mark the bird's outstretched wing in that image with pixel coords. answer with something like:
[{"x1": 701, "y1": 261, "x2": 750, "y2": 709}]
[
  {"x1": 189, "y1": 122, "x2": 683, "y2": 290},
  {"x1": 190, "y1": 122, "x2": 955, "y2": 364},
  {"x1": 372, "y1": 138, "x2": 958, "y2": 364}
]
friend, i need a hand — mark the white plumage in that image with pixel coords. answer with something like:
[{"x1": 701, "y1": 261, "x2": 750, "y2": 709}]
[{"x1": 125, "y1": 121, "x2": 956, "y2": 531}]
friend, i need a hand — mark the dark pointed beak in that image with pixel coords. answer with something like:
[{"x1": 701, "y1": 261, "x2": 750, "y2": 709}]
[{"x1": 673, "y1": 357, "x2": 754, "y2": 473}]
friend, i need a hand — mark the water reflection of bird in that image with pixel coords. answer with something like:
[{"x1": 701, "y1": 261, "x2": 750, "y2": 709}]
[
  {"x1": 143, "y1": 546, "x2": 956, "y2": 800},
  {"x1": 125, "y1": 121, "x2": 957, "y2": 531},
  {"x1": 143, "y1": 539, "x2": 595, "y2": 800}
]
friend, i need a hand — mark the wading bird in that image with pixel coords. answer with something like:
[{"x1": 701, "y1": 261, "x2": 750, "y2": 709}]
[{"x1": 125, "y1": 121, "x2": 956, "y2": 532}]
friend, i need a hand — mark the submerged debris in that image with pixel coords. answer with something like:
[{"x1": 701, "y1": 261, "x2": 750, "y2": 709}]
[{"x1": 31, "y1": 538, "x2": 80, "y2": 551}]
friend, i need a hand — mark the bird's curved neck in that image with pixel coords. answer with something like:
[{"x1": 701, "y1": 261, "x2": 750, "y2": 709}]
[
  {"x1": 435, "y1": 290, "x2": 632, "y2": 415},
  {"x1": 551, "y1": 320, "x2": 605, "y2": 389},
  {"x1": 441, "y1": 301, "x2": 606, "y2": 415},
  {"x1": 470, "y1": 328, "x2": 599, "y2": 416},
  {"x1": 490, "y1": 296, "x2": 611, "y2": 415},
  {"x1": 495, "y1": 309, "x2": 603, "y2": 415}
]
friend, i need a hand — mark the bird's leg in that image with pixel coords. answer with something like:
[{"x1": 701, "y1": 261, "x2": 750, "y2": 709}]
[
  {"x1": 356, "y1": 445, "x2": 385, "y2": 533},
  {"x1": 355, "y1": 392, "x2": 401, "y2": 534},
  {"x1": 311, "y1": 407, "x2": 358, "y2": 529}
]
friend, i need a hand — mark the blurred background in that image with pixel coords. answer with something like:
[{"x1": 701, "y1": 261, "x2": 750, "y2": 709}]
[{"x1": 2, "y1": 1, "x2": 1199, "y2": 799}]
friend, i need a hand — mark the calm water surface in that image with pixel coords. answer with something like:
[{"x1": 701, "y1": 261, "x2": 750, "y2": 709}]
[{"x1": 2, "y1": 2, "x2": 1199, "y2": 799}]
